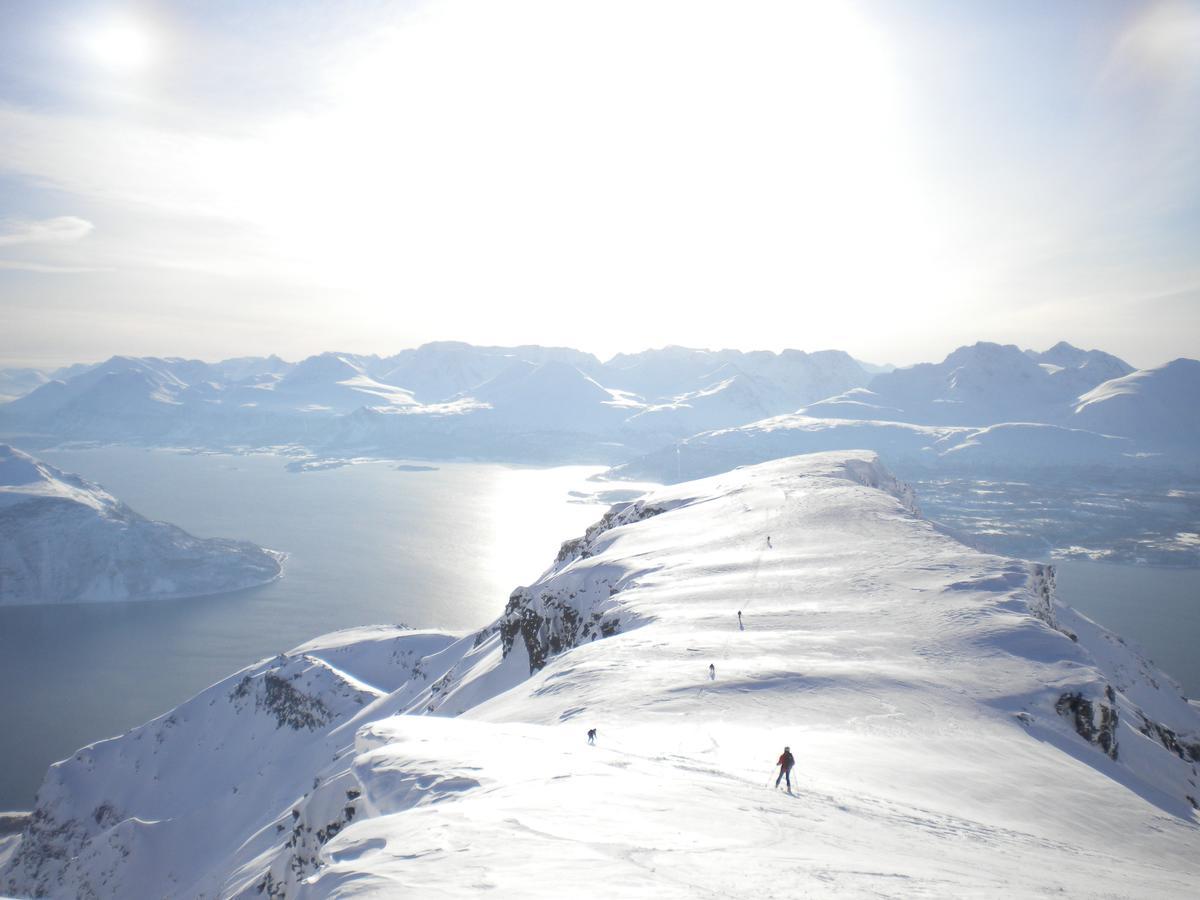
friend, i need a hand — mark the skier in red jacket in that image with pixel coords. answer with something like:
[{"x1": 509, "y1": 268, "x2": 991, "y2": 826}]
[{"x1": 775, "y1": 746, "x2": 795, "y2": 790}]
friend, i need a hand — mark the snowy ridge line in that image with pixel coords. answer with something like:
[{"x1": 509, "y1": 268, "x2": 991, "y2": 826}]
[
  {"x1": 290, "y1": 655, "x2": 387, "y2": 702},
  {"x1": 3, "y1": 342, "x2": 1195, "y2": 473},
  {"x1": 3, "y1": 451, "x2": 1200, "y2": 897},
  {"x1": 831, "y1": 453, "x2": 921, "y2": 517}
]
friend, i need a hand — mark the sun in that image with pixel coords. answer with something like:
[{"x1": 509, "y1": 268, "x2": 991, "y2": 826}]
[{"x1": 83, "y1": 16, "x2": 158, "y2": 72}]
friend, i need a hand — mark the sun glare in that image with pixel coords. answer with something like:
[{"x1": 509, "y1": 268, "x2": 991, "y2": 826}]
[
  {"x1": 83, "y1": 16, "x2": 158, "y2": 72},
  {"x1": 208, "y1": 0, "x2": 957, "y2": 346}
]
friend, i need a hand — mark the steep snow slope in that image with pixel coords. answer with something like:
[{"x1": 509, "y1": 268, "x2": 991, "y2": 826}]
[
  {"x1": 739, "y1": 348, "x2": 872, "y2": 406},
  {"x1": 208, "y1": 355, "x2": 292, "y2": 383},
  {"x1": 378, "y1": 342, "x2": 604, "y2": 403},
  {"x1": 816, "y1": 341, "x2": 1138, "y2": 427},
  {"x1": 621, "y1": 370, "x2": 787, "y2": 439},
  {"x1": 855, "y1": 357, "x2": 896, "y2": 374},
  {"x1": 233, "y1": 353, "x2": 418, "y2": 414},
  {"x1": 4, "y1": 452, "x2": 1198, "y2": 897},
  {"x1": 0, "y1": 353, "x2": 416, "y2": 443},
  {"x1": 601, "y1": 345, "x2": 737, "y2": 397},
  {"x1": 315, "y1": 358, "x2": 648, "y2": 465},
  {"x1": 612, "y1": 414, "x2": 968, "y2": 482},
  {"x1": 803, "y1": 386, "x2": 909, "y2": 419},
  {"x1": 377, "y1": 342, "x2": 511, "y2": 403},
  {"x1": 0, "y1": 368, "x2": 49, "y2": 404},
  {"x1": 935, "y1": 421, "x2": 1137, "y2": 466},
  {"x1": 1029, "y1": 340, "x2": 1134, "y2": 389},
  {"x1": 2, "y1": 356, "x2": 204, "y2": 427},
  {"x1": 0, "y1": 445, "x2": 283, "y2": 605},
  {"x1": 1072, "y1": 358, "x2": 1200, "y2": 449},
  {"x1": 460, "y1": 360, "x2": 640, "y2": 433},
  {"x1": 612, "y1": 414, "x2": 1158, "y2": 483},
  {"x1": 601, "y1": 346, "x2": 869, "y2": 405}
]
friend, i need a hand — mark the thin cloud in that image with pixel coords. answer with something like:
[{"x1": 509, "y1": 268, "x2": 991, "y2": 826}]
[
  {"x1": 0, "y1": 215, "x2": 94, "y2": 246},
  {"x1": 0, "y1": 2, "x2": 1195, "y2": 366},
  {"x1": 1105, "y1": 0, "x2": 1200, "y2": 89},
  {"x1": 0, "y1": 259, "x2": 106, "y2": 273}
]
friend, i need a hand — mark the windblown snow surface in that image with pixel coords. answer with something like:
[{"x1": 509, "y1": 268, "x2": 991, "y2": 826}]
[
  {"x1": 2, "y1": 452, "x2": 1198, "y2": 897},
  {"x1": 0, "y1": 445, "x2": 284, "y2": 605}
]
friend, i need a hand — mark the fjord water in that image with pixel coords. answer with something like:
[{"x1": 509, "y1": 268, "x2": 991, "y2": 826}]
[
  {"x1": 0, "y1": 448, "x2": 610, "y2": 810},
  {"x1": 1, "y1": 449, "x2": 1197, "y2": 811},
  {"x1": 1053, "y1": 559, "x2": 1200, "y2": 703}
]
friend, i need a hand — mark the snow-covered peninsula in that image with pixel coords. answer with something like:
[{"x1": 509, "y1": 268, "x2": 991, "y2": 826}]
[
  {"x1": 2, "y1": 451, "x2": 1196, "y2": 897},
  {"x1": 0, "y1": 445, "x2": 283, "y2": 605}
]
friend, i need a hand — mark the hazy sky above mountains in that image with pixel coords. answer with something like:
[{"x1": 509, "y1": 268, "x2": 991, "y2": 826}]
[{"x1": 1, "y1": 0, "x2": 1197, "y2": 369}]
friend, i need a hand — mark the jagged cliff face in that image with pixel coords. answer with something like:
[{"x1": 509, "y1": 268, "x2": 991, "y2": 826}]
[
  {"x1": 499, "y1": 580, "x2": 624, "y2": 674},
  {"x1": 2, "y1": 451, "x2": 1199, "y2": 898},
  {"x1": 1, "y1": 647, "x2": 389, "y2": 898},
  {"x1": 1017, "y1": 561, "x2": 1200, "y2": 808},
  {"x1": 499, "y1": 500, "x2": 670, "y2": 673}
]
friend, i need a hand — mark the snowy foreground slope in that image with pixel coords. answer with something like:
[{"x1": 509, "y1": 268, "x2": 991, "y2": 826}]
[
  {"x1": 3, "y1": 452, "x2": 1199, "y2": 897},
  {"x1": 0, "y1": 445, "x2": 283, "y2": 605}
]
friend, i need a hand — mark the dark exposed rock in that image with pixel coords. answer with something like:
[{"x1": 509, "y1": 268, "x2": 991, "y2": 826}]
[
  {"x1": 5, "y1": 806, "x2": 94, "y2": 898},
  {"x1": 498, "y1": 500, "x2": 666, "y2": 674},
  {"x1": 500, "y1": 583, "x2": 621, "y2": 674},
  {"x1": 1056, "y1": 691, "x2": 1119, "y2": 760},
  {"x1": 1138, "y1": 715, "x2": 1200, "y2": 764},
  {"x1": 230, "y1": 672, "x2": 332, "y2": 731},
  {"x1": 554, "y1": 501, "x2": 666, "y2": 567},
  {"x1": 265, "y1": 794, "x2": 360, "y2": 894},
  {"x1": 1026, "y1": 564, "x2": 1077, "y2": 641},
  {"x1": 256, "y1": 869, "x2": 284, "y2": 898},
  {"x1": 0, "y1": 813, "x2": 30, "y2": 838},
  {"x1": 91, "y1": 804, "x2": 118, "y2": 828}
]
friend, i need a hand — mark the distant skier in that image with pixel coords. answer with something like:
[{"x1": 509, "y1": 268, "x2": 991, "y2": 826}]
[
  {"x1": 767, "y1": 535, "x2": 772, "y2": 549},
  {"x1": 775, "y1": 746, "x2": 795, "y2": 791},
  {"x1": 708, "y1": 663, "x2": 716, "y2": 680},
  {"x1": 737, "y1": 610, "x2": 744, "y2": 631},
  {"x1": 587, "y1": 728, "x2": 597, "y2": 745}
]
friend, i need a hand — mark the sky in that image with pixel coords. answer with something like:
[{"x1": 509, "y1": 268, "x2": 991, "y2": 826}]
[{"x1": 0, "y1": 0, "x2": 1197, "y2": 370}]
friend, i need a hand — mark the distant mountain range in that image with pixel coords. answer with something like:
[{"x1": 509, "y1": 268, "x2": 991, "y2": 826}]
[
  {"x1": 0, "y1": 341, "x2": 1195, "y2": 470},
  {"x1": 806, "y1": 341, "x2": 1136, "y2": 427},
  {"x1": 0, "y1": 344, "x2": 874, "y2": 459}
]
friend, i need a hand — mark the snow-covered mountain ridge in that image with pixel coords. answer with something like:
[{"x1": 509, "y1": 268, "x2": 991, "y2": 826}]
[
  {"x1": 808, "y1": 340, "x2": 1138, "y2": 427},
  {"x1": 0, "y1": 345, "x2": 877, "y2": 463},
  {"x1": 3, "y1": 340, "x2": 1193, "y2": 474},
  {"x1": 6, "y1": 339, "x2": 1177, "y2": 567},
  {"x1": 3, "y1": 451, "x2": 1197, "y2": 897},
  {"x1": 0, "y1": 445, "x2": 283, "y2": 605}
]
